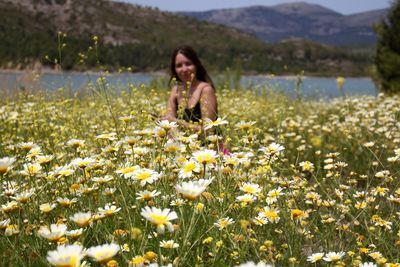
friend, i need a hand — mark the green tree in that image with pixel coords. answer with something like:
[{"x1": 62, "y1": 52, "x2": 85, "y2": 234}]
[{"x1": 374, "y1": 0, "x2": 400, "y2": 93}]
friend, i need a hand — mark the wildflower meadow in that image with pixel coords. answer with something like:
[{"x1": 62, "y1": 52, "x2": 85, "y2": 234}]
[{"x1": 1, "y1": 77, "x2": 400, "y2": 267}]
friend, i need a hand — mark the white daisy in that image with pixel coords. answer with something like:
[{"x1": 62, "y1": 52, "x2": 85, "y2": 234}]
[
  {"x1": 175, "y1": 178, "x2": 213, "y2": 200},
  {"x1": 140, "y1": 206, "x2": 178, "y2": 234},
  {"x1": 323, "y1": 251, "x2": 345, "y2": 262},
  {"x1": 132, "y1": 168, "x2": 161, "y2": 186},
  {"x1": 203, "y1": 117, "x2": 228, "y2": 130},
  {"x1": 159, "y1": 240, "x2": 180, "y2": 249},
  {"x1": 38, "y1": 224, "x2": 67, "y2": 242},
  {"x1": 46, "y1": 244, "x2": 85, "y2": 267},
  {"x1": 179, "y1": 160, "x2": 201, "y2": 179},
  {"x1": 86, "y1": 243, "x2": 120, "y2": 263},
  {"x1": 307, "y1": 252, "x2": 324, "y2": 263}
]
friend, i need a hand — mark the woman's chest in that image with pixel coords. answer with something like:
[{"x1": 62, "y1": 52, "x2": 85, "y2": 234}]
[{"x1": 176, "y1": 88, "x2": 202, "y2": 108}]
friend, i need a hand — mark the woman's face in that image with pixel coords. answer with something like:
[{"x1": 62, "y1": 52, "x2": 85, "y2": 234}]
[{"x1": 175, "y1": 53, "x2": 196, "y2": 84}]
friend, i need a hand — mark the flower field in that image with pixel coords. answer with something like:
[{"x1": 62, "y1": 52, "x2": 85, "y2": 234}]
[{"x1": 1, "y1": 82, "x2": 400, "y2": 267}]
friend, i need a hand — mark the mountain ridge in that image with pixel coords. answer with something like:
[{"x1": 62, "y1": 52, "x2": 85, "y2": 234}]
[{"x1": 177, "y1": 2, "x2": 388, "y2": 46}]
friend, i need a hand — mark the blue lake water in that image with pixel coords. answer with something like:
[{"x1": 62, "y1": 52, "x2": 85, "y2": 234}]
[
  {"x1": 241, "y1": 75, "x2": 377, "y2": 100},
  {"x1": 0, "y1": 71, "x2": 378, "y2": 100}
]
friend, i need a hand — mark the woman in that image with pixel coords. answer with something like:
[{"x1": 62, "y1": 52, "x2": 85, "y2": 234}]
[{"x1": 164, "y1": 45, "x2": 218, "y2": 133}]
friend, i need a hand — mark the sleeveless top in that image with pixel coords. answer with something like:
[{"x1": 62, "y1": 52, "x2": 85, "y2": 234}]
[
  {"x1": 174, "y1": 85, "x2": 217, "y2": 123},
  {"x1": 175, "y1": 96, "x2": 222, "y2": 138},
  {"x1": 174, "y1": 95, "x2": 202, "y2": 122},
  {"x1": 183, "y1": 102, "x2": 202, "y2": 122}
]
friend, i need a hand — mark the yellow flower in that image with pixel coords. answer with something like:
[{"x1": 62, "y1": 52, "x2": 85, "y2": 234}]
[
  {"x1": 129, "y1": 256, "x2": 146, "y2": 267},
  {"x1": 291, "y1": 209, "x2": 308, "y2": 221},
  {"x1": 310, "y1": 136, "x2": 322, "y2": 147},
  {"x1": 107, "y1": 260, "x2": 119, "y2": 267},
  {"x1": 368, "y1": 251, "x2": 382, "y2": 260},
  {"x1": 144, "y1": 251, "x2": 157, "y2": 261},
  {"x1": 70, "y1": 183, "x2": 80, "y2": 192},
  {"x1": 195, "y1": 203, "x2": 205, "y2": 212},
  {"x1": 131, "y1": 228, "x2": 142, "y2": 240},
  {"x1": 202, "y1": 237, "x2": 213, "y2": 244},
  {"x1": 336, "y1": 77, "x2": 345, "y2": 89},
  {"x1": 355, "y1": 201, "x2": 367, "y2": 209}
]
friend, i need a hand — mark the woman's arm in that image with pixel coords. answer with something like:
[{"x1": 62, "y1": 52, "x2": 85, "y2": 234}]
[
  {"x1": 200, "y1": 85, "x2": 217, "y2": 121},
  {"x1": 164, "y1": 86, "x2": 178, "y2": 121}
]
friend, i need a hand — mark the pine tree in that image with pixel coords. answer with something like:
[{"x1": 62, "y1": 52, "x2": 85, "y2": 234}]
[{"x1": 375, "y1": 0, "x2": 400, "y2": 93}]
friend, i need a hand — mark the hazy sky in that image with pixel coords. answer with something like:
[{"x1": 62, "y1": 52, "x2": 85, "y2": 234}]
[{"x1": 120, "y1": 0, "x2": 391, "y2": 15}]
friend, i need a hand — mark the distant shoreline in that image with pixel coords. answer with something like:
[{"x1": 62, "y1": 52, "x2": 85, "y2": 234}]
[
  {"x1": 0, "y1": 68, "x2": 168, "y2": 76},
  {"x1": 0, "y1": 68, "x2": 373, "y2": 80}
]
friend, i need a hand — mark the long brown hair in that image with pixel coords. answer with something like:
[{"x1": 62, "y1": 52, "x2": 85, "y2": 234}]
[{"x1": 169, "y1": 45, "x2": 214, "y2": 89}]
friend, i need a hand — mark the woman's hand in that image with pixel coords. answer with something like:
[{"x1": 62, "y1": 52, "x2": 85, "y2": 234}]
[{"x1": 162, "y1": 114, "x2": 177, "y2": 122}]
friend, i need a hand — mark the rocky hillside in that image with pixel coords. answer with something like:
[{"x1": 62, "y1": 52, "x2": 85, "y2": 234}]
[
  {"x1": 0, "y1": 0, "x2": 375, "y2": 75},
  {"x1": 178, "y1": 2, "x2": 388, "y2": 46}
]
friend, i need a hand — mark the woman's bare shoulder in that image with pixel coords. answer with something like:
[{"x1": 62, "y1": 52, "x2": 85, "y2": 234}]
[
  {"x1": 199, "y1": 82, "x2": 214, "y2": 94},
  {"x1": 170, "y1": 84, "x2": 180, "y2": 95}
]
